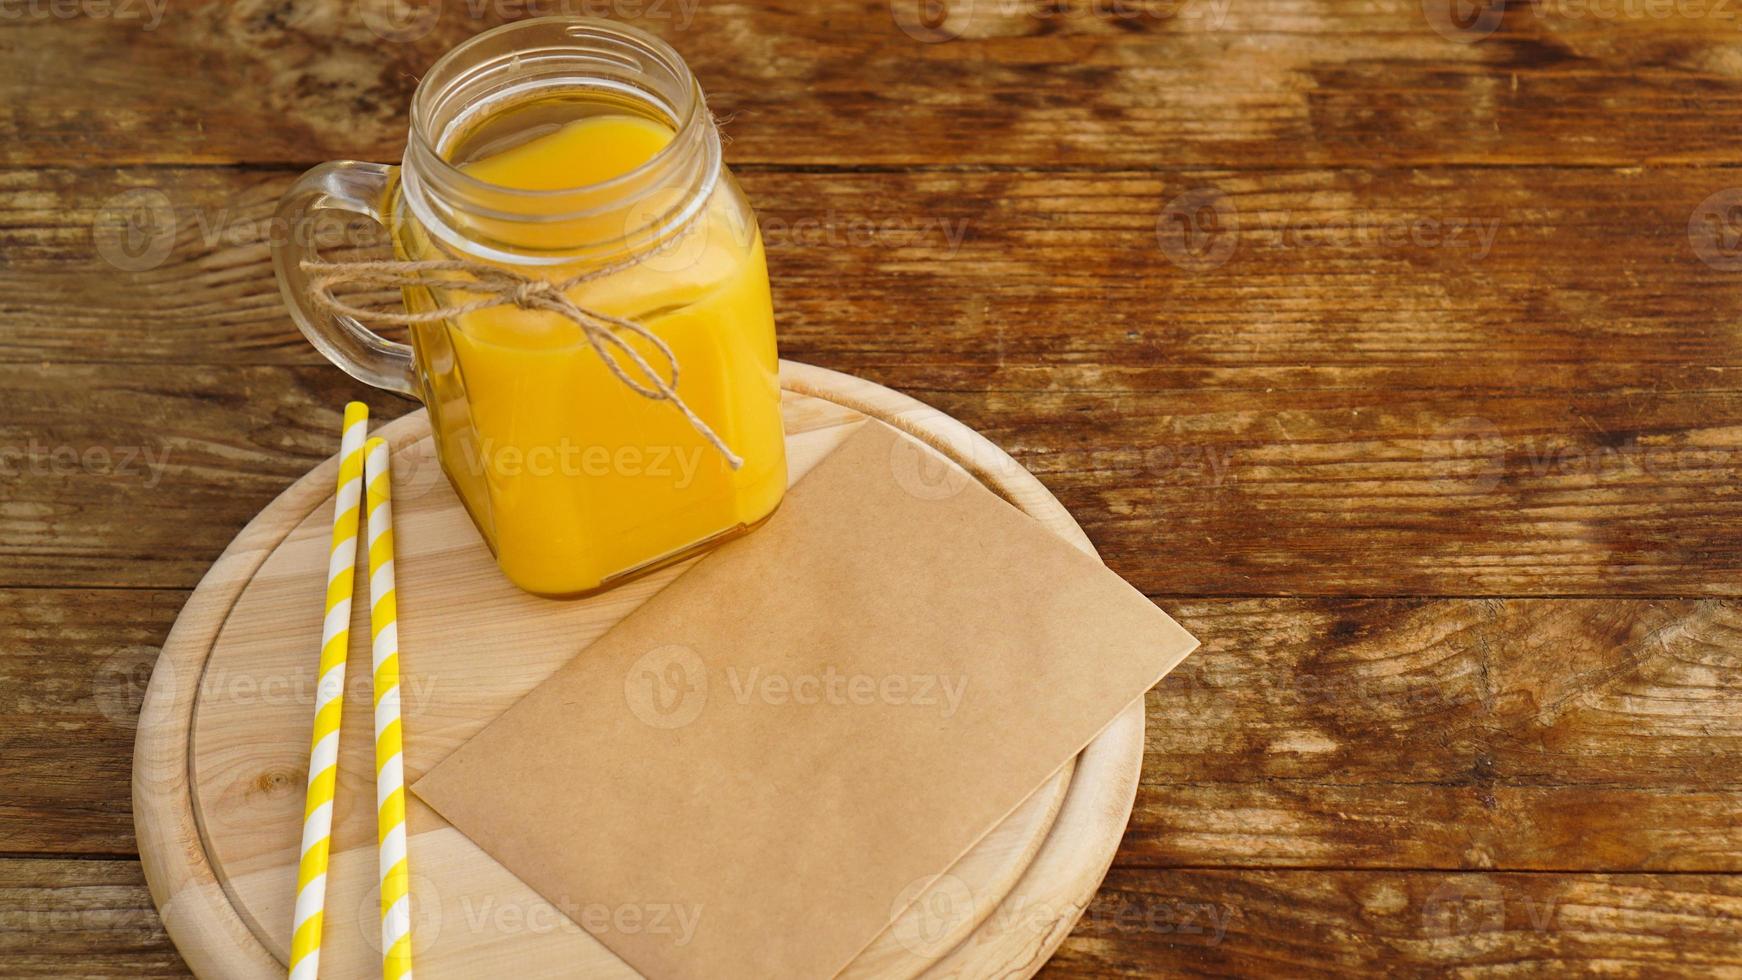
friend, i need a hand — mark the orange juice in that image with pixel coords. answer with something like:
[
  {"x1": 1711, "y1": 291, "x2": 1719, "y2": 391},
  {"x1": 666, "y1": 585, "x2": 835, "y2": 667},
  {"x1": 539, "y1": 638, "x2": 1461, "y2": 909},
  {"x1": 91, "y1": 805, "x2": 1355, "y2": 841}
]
[{"x1": 395, "y1": 108, "x2": 786, "y2": 596}]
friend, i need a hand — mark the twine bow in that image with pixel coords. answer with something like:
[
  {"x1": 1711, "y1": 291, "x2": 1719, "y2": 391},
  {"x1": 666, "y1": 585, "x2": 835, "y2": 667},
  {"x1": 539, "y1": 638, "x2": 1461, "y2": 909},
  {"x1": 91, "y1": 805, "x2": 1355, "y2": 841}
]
[{"x1": 301, "y1": 256, "x2": 744, "y2": 469}]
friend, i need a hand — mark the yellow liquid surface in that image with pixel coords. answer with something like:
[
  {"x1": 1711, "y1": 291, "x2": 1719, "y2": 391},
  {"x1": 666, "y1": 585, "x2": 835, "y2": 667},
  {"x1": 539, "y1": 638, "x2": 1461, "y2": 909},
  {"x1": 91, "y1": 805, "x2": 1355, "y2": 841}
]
[{"x1": 403, "y1": 114, "x2": 786, "y2": 595}]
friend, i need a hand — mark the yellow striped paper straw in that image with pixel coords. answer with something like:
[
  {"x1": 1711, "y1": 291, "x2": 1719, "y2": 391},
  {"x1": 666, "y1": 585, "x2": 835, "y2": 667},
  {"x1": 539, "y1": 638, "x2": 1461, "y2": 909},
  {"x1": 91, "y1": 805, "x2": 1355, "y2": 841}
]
[
  {"x1": 290, "y1": 401, "x2": 369, "y2": 980},
  {"x1": 364, "y1": 437, "x2": 414, "y2": 980}
]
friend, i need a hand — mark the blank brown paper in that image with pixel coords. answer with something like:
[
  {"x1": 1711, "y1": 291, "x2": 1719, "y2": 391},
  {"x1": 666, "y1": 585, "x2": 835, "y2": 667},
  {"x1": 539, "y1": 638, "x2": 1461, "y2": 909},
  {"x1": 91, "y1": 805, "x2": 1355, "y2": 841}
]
[{"x1": 411, "y1": 420, "x2": 1199, "y2": 979}]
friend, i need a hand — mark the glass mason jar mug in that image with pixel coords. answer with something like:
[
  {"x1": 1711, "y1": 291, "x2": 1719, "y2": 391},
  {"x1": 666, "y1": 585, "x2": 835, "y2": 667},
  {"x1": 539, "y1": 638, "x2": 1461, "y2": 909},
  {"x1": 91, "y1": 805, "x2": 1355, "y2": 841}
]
[{"x1": 272, "y1": 18, "x2": 788, "y2": 597}]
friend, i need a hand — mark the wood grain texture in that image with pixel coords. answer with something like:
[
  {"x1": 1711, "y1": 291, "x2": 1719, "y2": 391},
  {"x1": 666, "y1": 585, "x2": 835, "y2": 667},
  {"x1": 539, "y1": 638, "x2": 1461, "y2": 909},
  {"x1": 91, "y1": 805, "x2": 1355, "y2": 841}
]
[
  {"x1": 12, "y1": 590, "x2": 1739, "y2": 875},
  {"x1": 8, "y1": 165, "x2": 1742, "y2": 381},
  {"x1": 1130, "y1": 597, "x2": 1742, "y2": 873},
  {"x1": 6, "y1": 164, "x2": 1742, "y2": 595},
  {"x1": 3, "y1": 0, "x2": 1742, "y2": 168},
  {"x1": 4, "y1": 0, "x2": 1742, "y2": 972},
  {"x1": 1039, "y1": 869, "x2": 1742, "y2": 977},
  {"x1": 9, "y1": 359, "x2": 1742, "y2": 596},
  {"x1": 0, "y1": 590, "x2": 186, "y2": 855},
  {"x1": 0, "y1": 858, "x2": 189, "y2": 978},
  {"x1": 7, "y1": 863, "x2": 1741, "y2": 979}
]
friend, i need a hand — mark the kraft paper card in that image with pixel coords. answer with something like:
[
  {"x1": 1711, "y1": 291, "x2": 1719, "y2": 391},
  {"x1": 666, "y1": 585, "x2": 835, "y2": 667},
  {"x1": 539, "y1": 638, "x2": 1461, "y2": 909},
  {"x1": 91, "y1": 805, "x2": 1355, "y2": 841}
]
[{"x1": 412, "y1": 420, "x2": 1198, "y2": 979}]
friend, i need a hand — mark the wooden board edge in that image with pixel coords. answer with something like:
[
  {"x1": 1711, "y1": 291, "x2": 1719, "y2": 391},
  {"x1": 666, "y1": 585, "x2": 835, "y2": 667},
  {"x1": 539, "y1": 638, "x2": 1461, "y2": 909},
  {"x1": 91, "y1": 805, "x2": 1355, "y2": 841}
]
[
  {"x1": 134, "y1": 363, "x2": 1139, "y2": 978},
  {"x1": 919, "y1": 701, "x2": 1146, "y2": 980}
]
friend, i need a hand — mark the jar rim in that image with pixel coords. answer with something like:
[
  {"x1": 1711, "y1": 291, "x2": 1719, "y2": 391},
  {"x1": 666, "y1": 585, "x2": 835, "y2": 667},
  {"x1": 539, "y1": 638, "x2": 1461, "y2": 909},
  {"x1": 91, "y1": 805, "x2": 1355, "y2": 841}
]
[
  {"x1": 407, "y1": 16, "x2": 705, "y2": 203},
  {"x1": 397, "y1": 16, "x2": 723, "y2": 263}
]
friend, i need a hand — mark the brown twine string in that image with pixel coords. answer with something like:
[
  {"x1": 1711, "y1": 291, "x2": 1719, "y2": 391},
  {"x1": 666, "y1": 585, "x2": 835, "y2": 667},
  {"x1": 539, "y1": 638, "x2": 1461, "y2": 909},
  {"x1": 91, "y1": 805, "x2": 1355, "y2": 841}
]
[{"x1": 300, "y1": 256, "x2": 744, "y2": 469}]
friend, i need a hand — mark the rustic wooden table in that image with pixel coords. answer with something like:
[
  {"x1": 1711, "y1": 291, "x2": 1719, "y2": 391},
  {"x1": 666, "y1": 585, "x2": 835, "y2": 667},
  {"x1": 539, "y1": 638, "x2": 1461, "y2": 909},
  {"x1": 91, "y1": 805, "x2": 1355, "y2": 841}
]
[{"x1": 4, "y1": 0, "x2": 1741, "y2": 975}]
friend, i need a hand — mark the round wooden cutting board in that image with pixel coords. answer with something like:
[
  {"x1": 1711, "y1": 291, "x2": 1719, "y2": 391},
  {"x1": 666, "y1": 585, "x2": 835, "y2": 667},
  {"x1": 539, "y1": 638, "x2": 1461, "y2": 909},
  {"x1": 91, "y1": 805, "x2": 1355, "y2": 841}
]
[{"x1": 134, "y1": 361, "x2": 1146, "y2": 980}]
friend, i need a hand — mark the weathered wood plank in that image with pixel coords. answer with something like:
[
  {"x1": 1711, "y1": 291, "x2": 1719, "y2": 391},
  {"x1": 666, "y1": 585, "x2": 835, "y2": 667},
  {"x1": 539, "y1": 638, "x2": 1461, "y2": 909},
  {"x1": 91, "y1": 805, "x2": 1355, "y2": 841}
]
[
  {"x1": 957, "y1": 387, "x2": 1742, "y2": 596},
  {"x1": 1040, "y1": 869, "x2": 1742, "y2": 977},
  {"x1": 7, "y1": 165, "x2": 1742, "y2": 391},
  {"x1": 2, "y1": 858, "x2": 1737, "y2": 978},
  {"x1": 6, "y1": 164, "x2": 1742, "y2": 593},
  {"x1": 0, "y1": 590, "x2": 188, "y2": 855},
  {"x1": 1127, "y1": 597, "x2": 1742, "y2": 872},
  {"x1": 9, "y1": 588, "x2": 1738, "y2": 864},
  {"x1": 0, "y1": 858, "x2": 188, "y2": 978},
  {"x1": 2, "y1": 1, "x2": 1741, "y2": 168},
  {"x1": 1152, "y1": 598, "x2": 1742, "y2": 787},
  {"x1": 0, "y1": 364, "x2": 410, "y2": 589},
  {"x1": 2, "y1": 1, "x2": 1735, "y2": 977},
  {"x1": 8, "y1": 359, "x2": 1742, "y2": 594}
]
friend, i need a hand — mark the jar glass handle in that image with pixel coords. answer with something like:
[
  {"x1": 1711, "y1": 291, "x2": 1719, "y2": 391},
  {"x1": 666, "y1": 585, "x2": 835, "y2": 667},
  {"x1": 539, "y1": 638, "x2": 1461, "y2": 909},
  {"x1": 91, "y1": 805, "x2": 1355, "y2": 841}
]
[{"x1": 272, "y1": 161, "x2": 419, "y2": 398}]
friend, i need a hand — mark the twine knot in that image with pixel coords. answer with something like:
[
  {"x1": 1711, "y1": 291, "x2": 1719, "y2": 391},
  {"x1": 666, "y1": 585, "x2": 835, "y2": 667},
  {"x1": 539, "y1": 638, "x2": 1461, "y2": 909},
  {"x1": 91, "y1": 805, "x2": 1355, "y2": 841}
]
[
  {"x1": 511, "y1": 278, "x2": 559, "y2": 305},
  {"x1": 299, "y1": 256, "x2": 744, "y2": 470}
]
